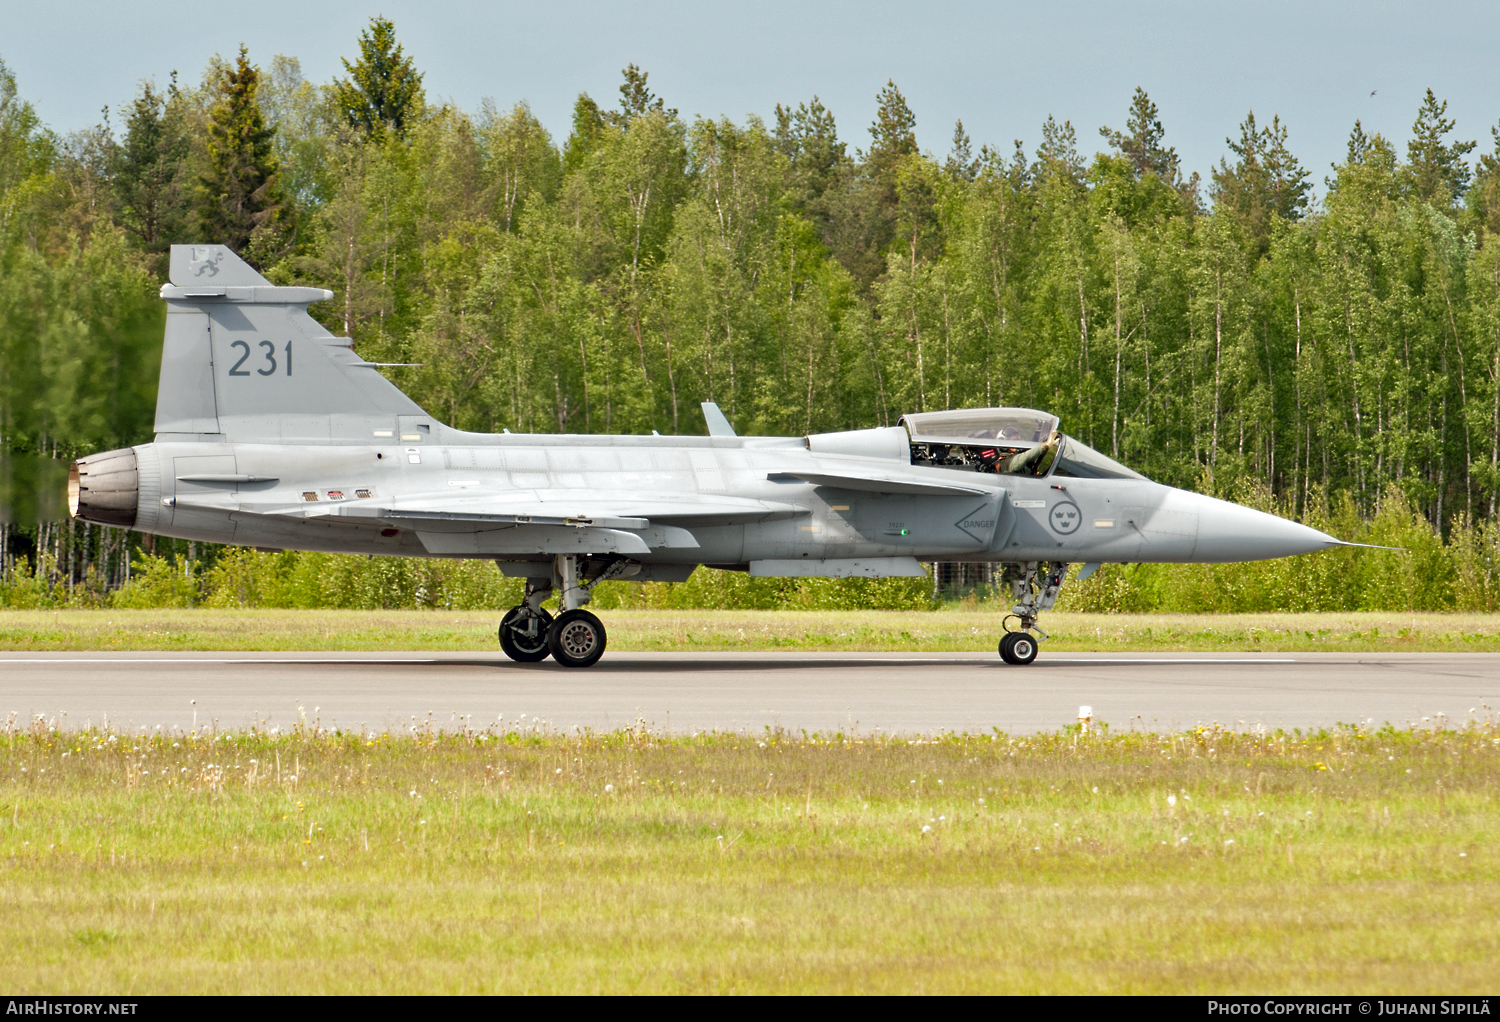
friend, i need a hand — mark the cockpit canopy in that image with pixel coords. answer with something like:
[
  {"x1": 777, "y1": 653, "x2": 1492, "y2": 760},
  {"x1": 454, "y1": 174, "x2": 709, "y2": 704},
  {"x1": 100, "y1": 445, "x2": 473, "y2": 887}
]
[
  {"x1": 1053, "y1": 436, "x2": 1144, "y2": 480},
  {"x1": 901, "y1": 406, "x2": 1145, "y2": 480},
  {"x1": 899, "y1": 407, "x2": 1058, "y2": 446}
]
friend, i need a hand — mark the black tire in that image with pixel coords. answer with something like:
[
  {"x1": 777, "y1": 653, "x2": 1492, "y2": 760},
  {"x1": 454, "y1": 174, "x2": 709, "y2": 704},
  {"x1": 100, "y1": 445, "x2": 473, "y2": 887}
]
[
  {"x1": 547, "y1": 609, "x2": 607, "y2": 668},
  {"x1": 499, "y1": 606, "x2": 552, "y2": 662},
  {"x1": 1009, "y1": 632, "x2": 1038, "y2": 665},
  {"x1": 998, "y1": 631, "x2": 1019, "y2": 664}
]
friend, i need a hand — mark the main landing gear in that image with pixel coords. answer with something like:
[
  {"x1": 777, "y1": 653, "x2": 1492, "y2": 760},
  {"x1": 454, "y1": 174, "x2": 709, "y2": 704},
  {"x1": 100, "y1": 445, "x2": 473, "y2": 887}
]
[
  {"x1": 998, "y1": 561, "x2": 1068, "y2": 666},
  {"x1": 499, "y1": 555, "x2": 631, "y2": 668}
]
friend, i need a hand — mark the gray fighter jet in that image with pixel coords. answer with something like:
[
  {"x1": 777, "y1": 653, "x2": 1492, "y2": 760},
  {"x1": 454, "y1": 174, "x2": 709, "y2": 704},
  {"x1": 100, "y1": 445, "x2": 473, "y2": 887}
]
[{"x1": 68, "y1": 244, "x2": 1356, "y2": 667}]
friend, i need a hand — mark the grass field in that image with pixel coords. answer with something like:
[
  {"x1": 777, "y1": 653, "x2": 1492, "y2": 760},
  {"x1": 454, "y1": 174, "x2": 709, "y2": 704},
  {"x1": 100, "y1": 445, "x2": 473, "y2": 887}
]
[
  {"x1": 2, "y1": 608, "x2": 1500, "y2": 652},
  {"x1": 1, "y1": 719, "x2": 1496, "y2": 993}
]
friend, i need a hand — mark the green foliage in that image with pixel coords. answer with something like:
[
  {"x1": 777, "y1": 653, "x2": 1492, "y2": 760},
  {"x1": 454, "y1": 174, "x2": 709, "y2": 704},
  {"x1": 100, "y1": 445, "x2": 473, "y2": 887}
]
[
  {"x1": 199, "y1": 548, "x2": 520, "y2": 610},
  {"x1": 1100, "y1": 87, "x2": 1182, "y2": 185},
  {"x1": 198, "y1": 45, "x2": 284, "y2": 259},
  {"x1": 0, "y1": 56, "x2": 56, "y2": 215},
  {"x1": 111, "y1": 552, "x2": 196, "y2": 608},
  {"x1": 609, "y1": 64, "x2": 675, "y2": 128},
  {"x1": 0, "y1": 230, "x2": 161, "y2": 456},
  {"x1": 1407, "y1": 88, "x2": 1476, "y2": 203},
  {"x1": 0, "y1": 553, "x2": 56, "y2": 608},
  {"x1": 112, "y1": 76, "x2": 191, "y2": 258},
  {"x1": 332, "y1": 16, "x2": 424, "y2": 140},
  {"x1": 590, "y1": 567, "x2": 932, "y2": 611},
  {"x1": 4, "y1": 43, "x2": 1500, "y2": 618},
  {"x1": 1210, "y1": 111, "x2": 1311, "y2": 255}
]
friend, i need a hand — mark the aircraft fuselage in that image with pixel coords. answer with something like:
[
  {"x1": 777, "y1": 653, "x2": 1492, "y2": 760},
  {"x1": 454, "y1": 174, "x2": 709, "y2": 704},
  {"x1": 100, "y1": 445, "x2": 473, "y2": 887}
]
[{"x1": 128, "y1": 428, "x2": 1332, "y2": 572}]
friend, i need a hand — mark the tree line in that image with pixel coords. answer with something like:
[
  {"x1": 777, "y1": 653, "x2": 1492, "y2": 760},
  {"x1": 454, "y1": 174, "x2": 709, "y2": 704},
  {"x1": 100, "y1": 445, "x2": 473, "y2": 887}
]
[{"x1": 3, "y1": 18, "x2": 1500, "y2": 606}]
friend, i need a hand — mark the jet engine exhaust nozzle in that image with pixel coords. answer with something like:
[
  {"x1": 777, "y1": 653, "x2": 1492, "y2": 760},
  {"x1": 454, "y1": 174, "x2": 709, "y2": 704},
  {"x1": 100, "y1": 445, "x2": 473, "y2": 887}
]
[{"x1": 69, "y1": 448, "x2": 139, "y2": 528}]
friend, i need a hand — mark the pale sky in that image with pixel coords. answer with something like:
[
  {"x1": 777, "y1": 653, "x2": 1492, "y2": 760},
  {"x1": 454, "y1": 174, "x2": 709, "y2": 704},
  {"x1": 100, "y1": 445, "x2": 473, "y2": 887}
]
[{"x1": 3, "y1": 0, "x2": 1498, "y2": 194}]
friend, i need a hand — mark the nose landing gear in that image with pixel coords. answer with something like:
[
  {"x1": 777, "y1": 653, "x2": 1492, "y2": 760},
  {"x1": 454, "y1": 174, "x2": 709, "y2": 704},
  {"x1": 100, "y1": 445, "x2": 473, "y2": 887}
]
[{"x1": 998, "y1": 561, "x2": 1069, "y2": 666}]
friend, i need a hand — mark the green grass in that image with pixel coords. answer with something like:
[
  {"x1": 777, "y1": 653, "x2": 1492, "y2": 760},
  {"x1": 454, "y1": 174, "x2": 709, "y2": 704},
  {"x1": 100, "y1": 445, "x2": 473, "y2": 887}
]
[
  {"x1": 2, "y1": 719, "x2": 1498, "y2": 992},
  {"x1": 3, "y1": 607, "x2": 1500, "y2": 652}
]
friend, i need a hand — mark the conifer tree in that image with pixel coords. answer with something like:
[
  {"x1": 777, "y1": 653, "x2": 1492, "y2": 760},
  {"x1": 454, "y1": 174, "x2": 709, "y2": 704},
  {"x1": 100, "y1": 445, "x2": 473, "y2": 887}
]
[
  {"x1": 610, "y1": 64, "x2": 675, "y2": 128},
  {"x1": 1406, "y1": 88, "x2": 1476, "y2": 203},
  {"x1": 1101, "y1": 87, "x2": 1180, "y2": 182},
  {"x1": 113, "y1": 76, "x2": 189, "y2": 254},
  {"x1": 197, "y1": 46, "x2": 284, "y2": 258},
  {"x1": 835, "y1": 80, "x2": 919, "y2": 285},
  {"x1": 775, "y1": 96, "x2": 846, "y2": 209},
  {"x1": 333, "y1": 16, "x2": 424, "y2": 140},
  {"x1": 945, "y1": 119, "x2": 978, "y2": 182},
  {"x1": 1469, "y1": 123, "x2": 1500, "y2": 237},
  {"x1": 867, "y1": 79, "x2": 917, "y2": 172},
  {"x1": 1211, "y1": 111, "x2": 1310, "y2": 255}
]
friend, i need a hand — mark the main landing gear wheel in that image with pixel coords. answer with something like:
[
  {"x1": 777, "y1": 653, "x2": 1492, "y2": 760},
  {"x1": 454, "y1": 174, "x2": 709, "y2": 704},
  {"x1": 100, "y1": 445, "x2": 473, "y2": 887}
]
[
  {"x1": 499, "y1": 606, "x2": 553, "y2": 662},
  {"x1": 999, "y1": 631, "x2": 1038, "y2": 666},
  {"x1": 547, "y1": 609, "x2": 607, "y2": 668}
]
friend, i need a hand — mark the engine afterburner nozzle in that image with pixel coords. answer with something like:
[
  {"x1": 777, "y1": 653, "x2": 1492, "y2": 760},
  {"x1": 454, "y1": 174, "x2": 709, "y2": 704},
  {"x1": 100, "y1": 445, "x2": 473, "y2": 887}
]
[{"x1": 69, "y1": 448, "x2": 139, "y2": 528}]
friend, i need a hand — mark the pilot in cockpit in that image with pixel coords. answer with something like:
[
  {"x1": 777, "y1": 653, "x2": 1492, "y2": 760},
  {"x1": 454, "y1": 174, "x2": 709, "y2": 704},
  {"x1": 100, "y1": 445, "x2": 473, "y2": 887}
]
[{"x1": 999, "y1": 429, "x2": 1060, "y2": 475}]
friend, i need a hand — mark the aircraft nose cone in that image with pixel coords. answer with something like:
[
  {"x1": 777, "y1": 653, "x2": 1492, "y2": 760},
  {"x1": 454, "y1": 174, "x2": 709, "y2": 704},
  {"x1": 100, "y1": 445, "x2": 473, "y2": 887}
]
[{"x1": 1178, "y1": 490, "x2": 1339, "y2": 563}]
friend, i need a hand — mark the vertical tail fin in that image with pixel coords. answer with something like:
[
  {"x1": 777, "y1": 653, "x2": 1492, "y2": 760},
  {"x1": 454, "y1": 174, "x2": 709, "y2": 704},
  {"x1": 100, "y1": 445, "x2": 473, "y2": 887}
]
[{"x1": 156, "y1": 245, "x2": 428, "y2": 442}]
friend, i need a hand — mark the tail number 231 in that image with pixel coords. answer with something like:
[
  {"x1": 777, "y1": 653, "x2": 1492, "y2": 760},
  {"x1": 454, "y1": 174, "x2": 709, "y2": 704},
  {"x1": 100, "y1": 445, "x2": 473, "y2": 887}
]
[{"x1": 229, "y1": 340, "x2": 292, "y2": 377}]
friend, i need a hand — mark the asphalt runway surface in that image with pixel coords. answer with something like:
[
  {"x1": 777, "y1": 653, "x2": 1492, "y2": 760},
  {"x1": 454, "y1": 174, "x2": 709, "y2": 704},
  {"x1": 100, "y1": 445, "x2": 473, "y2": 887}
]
[{"x1": 1, "y1": 651, "x2": 1496, "y2": 736}]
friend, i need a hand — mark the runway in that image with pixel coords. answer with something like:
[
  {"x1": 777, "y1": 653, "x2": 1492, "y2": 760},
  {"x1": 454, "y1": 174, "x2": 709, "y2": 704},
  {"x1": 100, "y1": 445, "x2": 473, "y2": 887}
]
[{"x1": 1, "y1": 650, "x2": 1495, "y2": 736}]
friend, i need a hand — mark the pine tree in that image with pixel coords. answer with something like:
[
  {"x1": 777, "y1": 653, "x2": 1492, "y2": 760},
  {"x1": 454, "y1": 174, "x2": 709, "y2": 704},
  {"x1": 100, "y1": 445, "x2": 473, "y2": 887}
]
[
  {"x1": 1211, "y1": 111, "x2": 1310, "y2": 256},
  {"x1": 1406, "y1": 88, "x2": 1476, "y2": 203},
  {"x1": 197, "y1": 45, "x2": 283, "y2": 257},
  {"x1": 867, "y1": 79, "x2": 917, "y2": 169},
  {"x1": 774, "y1": 96, "x2": 846, "y2": 208},
  {"x1": 113, "y1": 76, "x2": 189, "y2": 254},
  {"x1": 1035, "y1": 115, "x2": 1083, "y2": 183},
  {"x1": 333, "y1": 16, "x2": 425, "y2": 140},
  {"x1": 849, "y1": 80, "x2": 920, "y2": 280},
  {"x1": 610, "y1": 64, "x2": 675, "y2": 128},
  {"x1": 1470, "y1": 123, "x2": 1500, "y2": 237},
  {"x1": 1346, "y1": 119, "x2": 1374, "y2": 164},
  {"x1": 1100, "y1": 87, "x2": 1180, "y2": 182},
  {"x1": 945, "y1": 119, "x2": 978, "y2": 182}
]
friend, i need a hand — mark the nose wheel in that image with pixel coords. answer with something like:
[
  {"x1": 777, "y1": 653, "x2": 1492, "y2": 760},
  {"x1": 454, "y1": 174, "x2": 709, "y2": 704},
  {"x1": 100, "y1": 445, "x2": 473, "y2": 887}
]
[{"x1": 999, "y1": 631, "x2": 1038, "y2": 665}]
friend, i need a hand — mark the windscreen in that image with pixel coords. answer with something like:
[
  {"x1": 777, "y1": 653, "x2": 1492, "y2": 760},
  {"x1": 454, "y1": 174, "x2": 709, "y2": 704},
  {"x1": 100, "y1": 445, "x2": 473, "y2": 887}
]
[
  {"x1": 901, "y1": 407, "x2": 1059, "y2": 444},
  {"x1": 1051, "y1": 436, "x2": 1147, "y2": 480}
]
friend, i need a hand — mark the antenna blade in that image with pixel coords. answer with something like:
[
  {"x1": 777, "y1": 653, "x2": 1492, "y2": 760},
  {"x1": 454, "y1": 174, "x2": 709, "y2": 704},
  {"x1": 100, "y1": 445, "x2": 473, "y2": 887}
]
[{"x1": 701, "y1": 402, "x2": 737, "y2": 437}]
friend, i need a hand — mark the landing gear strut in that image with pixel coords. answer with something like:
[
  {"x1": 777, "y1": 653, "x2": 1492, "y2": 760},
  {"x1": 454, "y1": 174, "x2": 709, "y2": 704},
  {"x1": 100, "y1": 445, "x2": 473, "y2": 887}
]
[
  {"x1": 545, "y1": 553, "x2": 607, "y2": 668},
  {"x1": 999, "y1": 561, "x2": 1068, "y2": 666},
  {"x1": 499, "y1": 555, "x2": 634, "y2": 667}
]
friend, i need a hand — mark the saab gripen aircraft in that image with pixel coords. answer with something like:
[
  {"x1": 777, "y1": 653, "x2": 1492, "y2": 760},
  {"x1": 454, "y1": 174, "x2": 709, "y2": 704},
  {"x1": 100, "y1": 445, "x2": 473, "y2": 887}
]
[{"x1": 68, "y1": 244, "x2": 1356, "y2": 668}]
